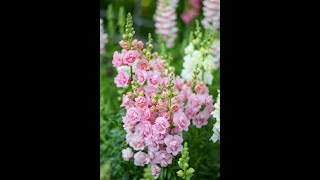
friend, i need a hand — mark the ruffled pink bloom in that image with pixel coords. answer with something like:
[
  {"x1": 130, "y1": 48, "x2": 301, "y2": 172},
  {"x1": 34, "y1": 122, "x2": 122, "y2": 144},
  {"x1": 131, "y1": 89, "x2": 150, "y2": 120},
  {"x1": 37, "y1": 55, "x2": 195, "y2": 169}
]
[
  {"x1": 170, "y1": 104, "x2": 179, "y2": 113},
  {"x1": 135, "y1": 96, "x2": 147, "y2": 108},
  {"x1": 122, "y1": 147, "x2": 134, "y2": 161},
  {"x1": 137, "y1": 59, "x2": 150, "y2": 71},
  {"x1": 135, "y1": 120, "x2": 153, "y2": 138},
  {"x1": 135, "y1": 69, "x2": 147, "y2": 85},
  {"x1": 142, "y1": 107, "x2": 151, "y2": 120},
  {"x1": 134, "y1": 151, "x2": 149, "y2": 166},
  {"x1": 129, "y1": 133, "x2": 145, "y2": 151},
  {"x1": 121, "y1": 95, "x2": 134, "y2": 109},
  {"x1": 194, "y1": 84, "x2": 209, "y2": 94},
  {"x1": 126, "y1": 107, "x2": 141, "y2": 123},
  {"x1": 173, "y1": 111, "x2": 190, "y2": 131},
  {"x1": 152, "y1": 117, "x2": 170, "y2": 135},
  {"x1": 174, "y1": 76, "x2": 184, "y2": 90},
  {"x1": 114, "y1": 70, "x2": 130, "y2": 87},
  {"x1": 151, "y1": 164, "x2": 161, "y2": 179},
  {"x1": 192, "y1": 110, "x2": 210, "y2": 128},
  {"x1": 156, "y1": 150, "x2": 173, "y2": 167},
  {"x1": 112, "y1": 51, "x2": 123, "y2": 67},
  {"x1": 148, "y1": 73, "x2": 161, "y2": 87},
  {"x1": 164, "y1": 135, "x2": 183, "y2": 156},
  {"x1": 123, "y1": 50, "x2": 138, "y2": 66}
]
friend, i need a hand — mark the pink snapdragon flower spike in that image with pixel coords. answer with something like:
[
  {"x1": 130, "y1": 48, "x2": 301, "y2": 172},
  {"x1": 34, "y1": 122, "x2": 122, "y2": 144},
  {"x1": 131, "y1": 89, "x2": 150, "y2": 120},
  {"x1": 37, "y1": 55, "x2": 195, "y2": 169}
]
[
  {"x1": 201, "y1": 0, "x2": 220, "y2": 30},
  {"x1": 180, "y1": 0, "x2": 201, "y2": 24},
  {"x1": 113, "y1": 13, "x2": 216, "y2": 179},
  {"x1": 100, "y1": 19, "x2": 108, "y2": 54},
  {"x1": 154, "y1": 0, "x2": 179, "y2": 48}
]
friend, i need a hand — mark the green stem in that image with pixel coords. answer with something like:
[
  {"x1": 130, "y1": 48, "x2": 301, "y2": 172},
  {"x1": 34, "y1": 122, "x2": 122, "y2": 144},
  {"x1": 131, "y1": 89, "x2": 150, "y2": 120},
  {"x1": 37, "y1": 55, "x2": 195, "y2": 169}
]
[{"x1": 130, "y1": 66, "x2": 133, "y2": 82}]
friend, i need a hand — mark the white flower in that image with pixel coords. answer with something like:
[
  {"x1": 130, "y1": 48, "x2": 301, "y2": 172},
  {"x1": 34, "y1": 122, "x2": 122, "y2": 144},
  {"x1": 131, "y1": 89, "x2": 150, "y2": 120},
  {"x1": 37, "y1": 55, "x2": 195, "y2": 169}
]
[
  {"x1": 211, "y1": 90, "x2": 220, "y2": 143},
  {"x1": 181, "y1": 43, "x2": 216, "y2": 85},
  {"x1": 100, "y1": 19, "x2": 108, "y2": 54},
  {"x1": 184, "y1": 43, "x2": 194, "y2": 55}
]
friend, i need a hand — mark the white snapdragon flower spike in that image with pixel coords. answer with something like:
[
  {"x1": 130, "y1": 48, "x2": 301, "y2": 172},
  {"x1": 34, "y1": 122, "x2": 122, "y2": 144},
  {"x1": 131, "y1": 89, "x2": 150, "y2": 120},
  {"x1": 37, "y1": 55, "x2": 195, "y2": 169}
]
[
  {"x1": 100, "y1": 19, "x2": 108, "y2": 54},
  {"x1": 154, "y1": 0, "x2": 179, "y2": 48},
  {"x1": 211, "y1": 90, "x2": 220, "y2": 143},
  {"x1": 201, "y1": 0, "x2": 220, "y2": 30},
  {"x1": 181, "y1": 43, "x2": 216, "y2": 85}
]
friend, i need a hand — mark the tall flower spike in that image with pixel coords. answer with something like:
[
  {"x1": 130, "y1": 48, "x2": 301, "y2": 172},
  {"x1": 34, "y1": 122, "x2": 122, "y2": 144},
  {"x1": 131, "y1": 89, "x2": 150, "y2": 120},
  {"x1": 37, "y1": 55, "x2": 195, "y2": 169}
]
[
  {"x1": 118, "y1": 6, "x2": 126, "y2": 36},
  {"x1": 107, "y1": 4, "x2": 115, "y2": 41},
  {"x1": 154, "y1": 0, "x2": 179, "y2": 48},
  {"x1": 201, "y1": 0, "x2": 220, "y2": 30},
  {"x1": 211, "y1": 89, "x2": 220, "y2": 143},
  {"x1": 100, "y1": 19, "x2": 108, "y2": 54},
  {"x1": 176, "y1": 142, "x2": 195, "y2": 180}
]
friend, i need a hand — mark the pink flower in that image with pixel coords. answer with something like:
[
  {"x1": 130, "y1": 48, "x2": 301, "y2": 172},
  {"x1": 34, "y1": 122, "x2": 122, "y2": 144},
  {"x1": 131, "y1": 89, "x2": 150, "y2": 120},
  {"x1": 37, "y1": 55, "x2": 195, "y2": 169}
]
[
  {"x1": 137, "y1": 59, "x2": 150, "y2": 71},
  {"x1": 173, "y1": 111, "x2": 190, "y2": 131},
  {"x1": 135, "y1": 69, "x2": 147, "y2": 85},
  {"x1": 153, "y1": 117, "x2": 170, "y2": 134},
  {"x1": 123, "y1": 50, "x2": 138, "y2": 66},
  {"x1": 114, "y1": 70, "x2": 130, "y2": 87},
  {"x1": 112, "y1": 51, "x2": 123, "y2": 67},
  {"x1": 170, "y1": 104, "x2": 179, "y2": 113},
  {"x1": 164, "y1": 135, "x2": 183, "y2": 155},
  {"x1": 126, "y1": 131, "x2": 133, "y2": 144},
  {"x1": 126, "y1": 107, "x2": 141, "y2": 123},
  {"x1": 121, "y1": 95, "x2": 133, "y2": 108},
  {"x1": 174, "y1": 76, "x2": 184, "y2": 90},
  {"x1": 148, "y1": 73, "x2": 161, "y2": 87},
  {"x1": 129, "y1": 133, "x2": 145, "y2": 151},
  {"x1": 151, "y1": 164, "x2": 161, "y2": 179},
  {"x1": 134, "y1": 151, "x2": 149, "y2": 166},
  {"x1": 119, "y1": 40, "x2": 129, "y2": 50},
  {"x1": 156, "y1": 150, "x2": 173, "y2": 167},
  {"x1": 142, "y1": 107, "x2": 151, "y2": 120},
  {"x1": 135, "y1": 96, "x2": 147, "y2": 108},
  {"x1": 194, "y1": 83, "x2": 209, "y2": 94},
  {"x1": 122, "y1": 148, "x2": 134, "y2": 161},
  {"x1": 135, "y1": 120, "x2": 152, "y2": 138},
  {"x1": 193, "y1": 111, "x2": 209, "y2": 128}
]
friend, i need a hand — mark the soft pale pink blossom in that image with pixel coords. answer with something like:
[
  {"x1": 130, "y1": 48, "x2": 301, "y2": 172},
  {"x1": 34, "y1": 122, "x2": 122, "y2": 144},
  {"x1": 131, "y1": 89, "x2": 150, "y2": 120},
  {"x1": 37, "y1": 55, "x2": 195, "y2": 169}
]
[
  {"x1": 164, "y1": 135, "x2": 183, "y2": 156},
  {"x1": 114, "y1": 70, "x2": 130, "y2": 87},
  {"x1": 122, "y1": 147, "x2": 134, "y2": 161}
]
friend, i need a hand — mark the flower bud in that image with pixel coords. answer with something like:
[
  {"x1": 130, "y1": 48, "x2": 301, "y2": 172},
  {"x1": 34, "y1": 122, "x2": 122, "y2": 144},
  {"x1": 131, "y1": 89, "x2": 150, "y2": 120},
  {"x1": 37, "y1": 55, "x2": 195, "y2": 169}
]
[
  {"x1": 184, "y1": 163, "x2": 189, "y2": 169},
  {"x1": 186, "y1": 168, "x2": 195, "y2": 175},
  {"x1": 153, "y1": 52, "x2": 158, "y2": 58},
  {"x1": 142, "y1": 49, "x2": 147, "y2": 53},
  {"x1": 122, "y1": 34, "x2": 127, "y2": 39},
  {"x1": 146, "y1": 51, "x2": 151, "y2": 57},
  {"x1": 128, "y1": 33, "x2": 133, "y2": 38},
  {"x1": 152, "y1": 98, "x2": 157, "y2": 104},
  {"x1": 177, "y1": 170, "x2": 184, "y2": 177},
  {"x1": 150, "y1": 105, "x2": 156, "y2": 112},
  {"x1": 139, "y1": 91, "x2": 144, "y2": 96}
]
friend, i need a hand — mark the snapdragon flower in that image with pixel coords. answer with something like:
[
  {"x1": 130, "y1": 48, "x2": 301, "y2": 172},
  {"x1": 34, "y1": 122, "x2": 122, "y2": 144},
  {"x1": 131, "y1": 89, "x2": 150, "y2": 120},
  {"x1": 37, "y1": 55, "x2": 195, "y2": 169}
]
[
  {"x1": 201, "y1": 0, "x2": 220, "y2": 30},
  {"x1": 154, "y1": 0, "x2": 179, "y2": 48},
  {"x1": 100, "y1": 19, "x2": 108, "y2": 54},
  {"x1": 211, "y1": 90, "x2": 220, "y2": 143}
]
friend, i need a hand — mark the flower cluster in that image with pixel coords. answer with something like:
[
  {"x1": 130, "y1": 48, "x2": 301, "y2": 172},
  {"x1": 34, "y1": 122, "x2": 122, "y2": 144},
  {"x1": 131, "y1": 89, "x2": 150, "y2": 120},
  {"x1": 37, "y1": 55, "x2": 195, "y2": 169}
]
[
  {"x1": 181, "y1": 21, "x2": 217, "y2": 85},
  {"x1": 154, "y1": 0, "x2": 179, "y2": 48},
  {"x1": 201, "y1": 0, "x2": 220, "y2": 30},
  {"x1": 186, "y1": 81, "x2": 214, "y2": 128},
  {"x1": 100, "y1": 19, "x2": 108, "y2": 54},
  {"x1": 114, "y1": 13, "x2": 205, "y2": 179},
  {"x1": 211, "y1": 89, "x2": 220, "y2": 143},
  {"x1": 180, "y1": 0, "x2": 201, "y2": 24}
]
